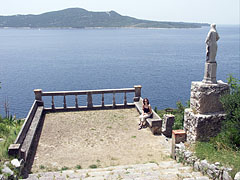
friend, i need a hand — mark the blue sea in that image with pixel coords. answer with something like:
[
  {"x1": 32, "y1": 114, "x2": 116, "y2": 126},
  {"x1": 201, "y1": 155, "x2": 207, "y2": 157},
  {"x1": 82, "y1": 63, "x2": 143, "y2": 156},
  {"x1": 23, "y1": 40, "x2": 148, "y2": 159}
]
[{"x1": 0, "y1": 25, "x2": 239, "y2": 118}]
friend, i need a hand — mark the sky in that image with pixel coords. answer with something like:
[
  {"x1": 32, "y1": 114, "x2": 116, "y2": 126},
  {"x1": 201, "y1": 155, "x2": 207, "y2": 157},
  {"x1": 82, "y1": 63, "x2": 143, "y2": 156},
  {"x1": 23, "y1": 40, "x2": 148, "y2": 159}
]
[{"x1": 0, "y1": 0, "x2": 239, "y2": 25}]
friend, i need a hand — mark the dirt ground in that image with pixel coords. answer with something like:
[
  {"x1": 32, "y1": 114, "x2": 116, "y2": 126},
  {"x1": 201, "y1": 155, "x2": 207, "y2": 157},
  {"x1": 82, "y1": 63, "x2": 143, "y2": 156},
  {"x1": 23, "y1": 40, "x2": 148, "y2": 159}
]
[{"x1": 31, "y1": 108, "x2": 172, "y2": 173}]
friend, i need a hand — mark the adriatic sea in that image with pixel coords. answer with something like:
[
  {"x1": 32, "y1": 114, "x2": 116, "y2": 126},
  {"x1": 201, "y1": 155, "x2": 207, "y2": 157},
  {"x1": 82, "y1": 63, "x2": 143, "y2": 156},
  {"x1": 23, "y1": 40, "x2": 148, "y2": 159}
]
[{"x1": 0, "y1": 25, "x2": 239, "y2": 118}]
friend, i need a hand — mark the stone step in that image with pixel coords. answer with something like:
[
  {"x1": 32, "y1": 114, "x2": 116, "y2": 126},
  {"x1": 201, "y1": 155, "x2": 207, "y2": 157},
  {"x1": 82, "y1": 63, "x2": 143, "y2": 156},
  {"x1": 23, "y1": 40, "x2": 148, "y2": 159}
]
[{"x1": 24, "y1": 161, "x2": 210, "y2": 180}]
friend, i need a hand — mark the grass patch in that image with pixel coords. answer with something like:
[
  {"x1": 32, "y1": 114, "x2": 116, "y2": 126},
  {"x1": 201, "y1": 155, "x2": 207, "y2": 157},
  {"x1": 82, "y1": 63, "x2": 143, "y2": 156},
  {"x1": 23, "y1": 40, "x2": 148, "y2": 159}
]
[
  {"x1": 131, "y1": 136, "x2": 136, "y2": 138},
  {"x1": 61, "y1": 166, "x2": 69, "y2": 171},
  {"x1": 195, "y1": 141, "x2": 240, "y2": 177},
  {"x1": 0, "y1": 116, "x2": 23, "y2": 161},
  {"x1": 39, "y1": 165, "x2": 45, "y2": 169},
  {"x1": 89, "y1": 164, "x2": 98, "y2": 169},
  {"x1": 75, "y1": 165, "x2": 82, "y2": 169},
  {"x1": 149, "y1": 160, "x2": 158, "y2": 165},
  {"x1": 111, "y1": 157, "x2": 118, "y2": 161}
]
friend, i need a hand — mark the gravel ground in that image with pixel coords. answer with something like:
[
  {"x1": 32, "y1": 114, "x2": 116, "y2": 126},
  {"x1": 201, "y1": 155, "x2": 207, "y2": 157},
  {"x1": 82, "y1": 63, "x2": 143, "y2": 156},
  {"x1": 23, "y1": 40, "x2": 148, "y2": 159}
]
[{"x1": 31, "y1": 108, "x2": 171, "y2": 173}]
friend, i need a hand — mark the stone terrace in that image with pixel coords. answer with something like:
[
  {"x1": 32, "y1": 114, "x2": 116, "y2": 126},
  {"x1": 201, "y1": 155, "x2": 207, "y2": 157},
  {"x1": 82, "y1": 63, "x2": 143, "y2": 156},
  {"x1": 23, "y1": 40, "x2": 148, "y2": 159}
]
[
  {"x1": 31, "y1": 109, "x2": 171, "y2": 172},
  {"x1": 28, "y1": 108, "x2": 209, "y2": 180}
]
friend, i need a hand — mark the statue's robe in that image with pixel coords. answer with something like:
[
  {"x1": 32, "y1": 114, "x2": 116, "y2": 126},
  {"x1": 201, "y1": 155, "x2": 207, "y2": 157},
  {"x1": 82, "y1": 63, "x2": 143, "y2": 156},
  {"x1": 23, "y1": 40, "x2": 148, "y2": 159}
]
[{"x1": 205, "y1": 29, "x2": 220, "y2": 62}]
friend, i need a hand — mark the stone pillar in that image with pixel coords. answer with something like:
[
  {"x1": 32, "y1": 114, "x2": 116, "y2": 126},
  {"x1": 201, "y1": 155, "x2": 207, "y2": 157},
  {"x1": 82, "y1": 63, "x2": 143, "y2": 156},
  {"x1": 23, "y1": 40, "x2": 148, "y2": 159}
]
[
  {"x1": 184, "y1": 108, "x2": 226, "y2": 142},
  {"x1": 87, "y1": 92, "x2": 93, "y2": 108},
  {"x1": 184, "y1": 80, "x2": 229, "y2": 143},
  {"x1": 202, "y1": 62, "x2": 217, "y2": 84},
  {"x1": 134, "y1": 85, "x2": 142, "y2": 102},
  {"x1": 171, "y1": 130, "x2": 186, "y2": 159},
  {"x1": 8, "y1": 144, "x2": 21, "y2": 156},
  {"x1": 162, "y1": 114, "x2": 175, "y2": 137},
  {"x1": 34, "y1": 89, "x2": 42, "y2": 101}
]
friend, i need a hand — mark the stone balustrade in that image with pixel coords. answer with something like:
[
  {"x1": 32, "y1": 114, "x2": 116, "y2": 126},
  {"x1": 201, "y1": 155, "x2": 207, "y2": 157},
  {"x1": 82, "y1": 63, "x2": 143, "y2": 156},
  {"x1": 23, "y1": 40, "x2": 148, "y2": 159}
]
[{"x1": 34, "y1": 85, "x2": 142, "y2": 111}]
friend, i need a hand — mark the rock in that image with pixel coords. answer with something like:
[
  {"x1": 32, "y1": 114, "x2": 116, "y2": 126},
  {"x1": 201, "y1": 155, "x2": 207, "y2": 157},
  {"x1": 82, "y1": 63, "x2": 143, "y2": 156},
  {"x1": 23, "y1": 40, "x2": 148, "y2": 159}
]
[
  {"x1": 2, "y1": 166, "x2": 13, "y2": 176},
  {"x1": 234, "y1": 172, "x2": 240, "y2": 180},
  {"x1": 194, "y1": 161, "x2": 200, "y2": 171},
  {"x1": 223, "y1": 170, "x2": 233, "y2": 180},
  {"x1": 196, "y1": 177, "x2": 210, "y2": 180},
  {"x1": 200, "y1": 160, "x2": 209, "y2": 172},
  {"x1": 11, "y1": 159, "x2": 21, "y2": 168},
  {"x1": 208, "y1": 164, "x2": 217, "y2": 170},
  {"x1": 215, "y1": 162, "x2": 221, "y2": 166},
  {"x1": 0, "y1": 138, "x2": 4, "y2": 143},
  {"x1": 184, "y1": 151, "x2": 192, "y2": 159},
  {"x1": 206, "y1": 169, "x2": 214, "y2": 179}
]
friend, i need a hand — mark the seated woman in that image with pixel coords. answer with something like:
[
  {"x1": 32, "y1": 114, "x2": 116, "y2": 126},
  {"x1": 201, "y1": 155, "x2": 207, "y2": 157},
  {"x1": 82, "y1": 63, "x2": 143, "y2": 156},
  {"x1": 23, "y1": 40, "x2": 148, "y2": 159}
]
[{"x1": 139, "y1": 98, "x2": 152, "y2": 130}]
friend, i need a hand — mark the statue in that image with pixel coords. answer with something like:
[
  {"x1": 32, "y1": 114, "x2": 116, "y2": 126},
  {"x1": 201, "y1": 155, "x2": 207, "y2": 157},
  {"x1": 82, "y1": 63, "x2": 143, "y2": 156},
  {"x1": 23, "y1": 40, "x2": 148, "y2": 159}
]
[
  {"x1": 205, "y1": 24, "x2": 220, "y2": 62},
  {"x1": 202, "y1": 24, "x2": 220, "y2": 84}
]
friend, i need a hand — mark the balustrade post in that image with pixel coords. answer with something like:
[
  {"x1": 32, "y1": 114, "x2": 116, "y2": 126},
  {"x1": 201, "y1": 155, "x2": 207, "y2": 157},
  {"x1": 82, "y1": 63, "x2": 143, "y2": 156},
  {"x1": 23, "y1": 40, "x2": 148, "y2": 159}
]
[
  {"x1": 87, "y1": 92, "x2": 93, "y2": 108},
  {"x1": 102, "y1": 93, "x2": 104, "y2": 107},
  {"x1": 124, "y1": 92, "x2": 127, "y2": 106},
  {"x1": 75, "y1": 95, "x2": 78, "y2": 108},
  {"x1": 113, "y1": 92, "x2": 116, "y2": 108},
  {"x1": 51, "y1": 96, "x2": 55, "y2": 109},
  {"x1": 134, "y1": 85, "x2": 142, "y2": 102},
  {"x1": 63, "y1": 95, "x2": 67, "y2": 109},
  {"x1": 34, "y1": 89, "x2": 42, "y2": 101}
]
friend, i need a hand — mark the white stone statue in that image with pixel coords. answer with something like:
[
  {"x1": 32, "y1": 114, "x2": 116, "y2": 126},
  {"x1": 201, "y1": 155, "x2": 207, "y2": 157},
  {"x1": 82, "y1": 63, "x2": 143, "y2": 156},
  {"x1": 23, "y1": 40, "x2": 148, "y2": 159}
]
[{"x1": 205, "y1": 24, "x2": 220, "y2": 62}]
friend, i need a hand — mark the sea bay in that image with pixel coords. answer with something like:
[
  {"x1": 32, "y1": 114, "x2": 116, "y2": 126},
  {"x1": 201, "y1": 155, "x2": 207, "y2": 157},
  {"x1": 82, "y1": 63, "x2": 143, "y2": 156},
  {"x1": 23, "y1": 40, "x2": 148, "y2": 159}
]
[{"x1": 0, "y1": 25, "x2": 239, "y2": 118}]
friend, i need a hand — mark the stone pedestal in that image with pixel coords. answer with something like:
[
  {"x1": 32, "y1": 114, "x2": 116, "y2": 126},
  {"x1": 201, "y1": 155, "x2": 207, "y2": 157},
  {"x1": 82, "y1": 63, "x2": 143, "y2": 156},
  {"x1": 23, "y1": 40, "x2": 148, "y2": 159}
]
[
  {"x1": 190, "y1": 81, "x2": 229, "y2": 114},
  {"x1": 162, "y1": 114, "x2": 175, "y2": 137},
  {"x1": 184, "y1": 80, "x2": 229, "y2": 143},
  {"x1": 202, "y1": 62, "x2": 217, "y2": 84},
  {"x1": 171, "y1": 130, "x2": 186, "y2": 159},
  {"x1": 184, "y1": 108, "x2": 226, "y2": 142}
]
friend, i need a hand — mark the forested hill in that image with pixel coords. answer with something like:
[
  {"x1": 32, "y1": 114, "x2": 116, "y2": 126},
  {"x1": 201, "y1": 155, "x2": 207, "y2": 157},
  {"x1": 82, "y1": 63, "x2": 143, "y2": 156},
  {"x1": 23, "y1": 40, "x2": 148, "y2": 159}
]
[{"x1": 0, "y1": 8, "x2": 209, "y2": 28}]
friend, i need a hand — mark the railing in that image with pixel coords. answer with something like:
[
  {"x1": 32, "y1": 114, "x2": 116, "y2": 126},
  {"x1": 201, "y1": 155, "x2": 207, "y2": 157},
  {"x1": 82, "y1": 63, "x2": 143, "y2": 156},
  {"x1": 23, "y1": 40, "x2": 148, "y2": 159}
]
[{"x1": 34, "y1": 85, "x2": 142, "y2": 111}]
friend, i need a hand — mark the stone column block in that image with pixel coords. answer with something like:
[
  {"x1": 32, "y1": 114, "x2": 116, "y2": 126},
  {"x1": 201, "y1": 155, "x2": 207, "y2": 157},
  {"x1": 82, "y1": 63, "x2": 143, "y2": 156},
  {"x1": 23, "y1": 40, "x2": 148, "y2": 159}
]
[
  {"x1": 134, "y1": 85, "x2": 142, "y2": 102},
  {"x1": 171, "y1": 130, "x2": 186, "y2": 159},
  {"x1": 190, "y1": 81, "x2": 229, "y2": 114},
  {"x1": 184, "y1": 108, "x2": 226, "y2": 143},
  {"x1": 34, "y1": 89, "x2": 42, "y2": 101},
  {"x1": 162, "y1": 114, "x2": 175, "y2": 137}
]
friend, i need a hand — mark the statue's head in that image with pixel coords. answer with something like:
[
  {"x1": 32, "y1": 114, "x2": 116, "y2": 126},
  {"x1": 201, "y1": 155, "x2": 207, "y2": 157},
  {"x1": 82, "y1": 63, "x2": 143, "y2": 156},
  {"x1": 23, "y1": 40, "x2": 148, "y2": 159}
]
[{"x1": 211, "y1": 23, "x2": 216, "y2": 29}]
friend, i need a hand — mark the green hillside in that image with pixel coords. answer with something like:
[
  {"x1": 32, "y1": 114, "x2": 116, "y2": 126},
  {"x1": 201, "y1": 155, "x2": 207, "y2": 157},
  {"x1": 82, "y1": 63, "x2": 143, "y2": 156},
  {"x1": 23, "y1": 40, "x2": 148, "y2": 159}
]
[{"x1": 0, "y1": 8, "x2": 209, "y2": 28}]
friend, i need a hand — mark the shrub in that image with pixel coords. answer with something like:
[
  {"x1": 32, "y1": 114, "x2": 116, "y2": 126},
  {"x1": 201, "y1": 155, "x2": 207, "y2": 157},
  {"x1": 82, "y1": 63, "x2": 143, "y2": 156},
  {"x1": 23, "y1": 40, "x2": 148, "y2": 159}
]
[{"x1": 216, "y1": 75, "x2": 240, "y2": 149}]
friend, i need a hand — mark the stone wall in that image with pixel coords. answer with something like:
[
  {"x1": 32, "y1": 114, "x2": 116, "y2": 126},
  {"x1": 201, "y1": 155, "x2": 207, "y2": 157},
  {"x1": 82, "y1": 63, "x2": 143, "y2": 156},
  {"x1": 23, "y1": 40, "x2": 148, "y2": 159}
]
[
  {"x1": 184, "y1": 108, "x2": 226, "y2": 142},
  {"x1": 175, "y1": 142, "x2": 240, "y2": 180}
]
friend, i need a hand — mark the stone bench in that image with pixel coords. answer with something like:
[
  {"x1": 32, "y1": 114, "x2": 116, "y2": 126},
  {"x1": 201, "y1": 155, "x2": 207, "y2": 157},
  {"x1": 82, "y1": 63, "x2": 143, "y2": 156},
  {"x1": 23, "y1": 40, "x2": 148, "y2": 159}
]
[{"x1": 134, "y1": 98, "x2": 162, "y2": 135}]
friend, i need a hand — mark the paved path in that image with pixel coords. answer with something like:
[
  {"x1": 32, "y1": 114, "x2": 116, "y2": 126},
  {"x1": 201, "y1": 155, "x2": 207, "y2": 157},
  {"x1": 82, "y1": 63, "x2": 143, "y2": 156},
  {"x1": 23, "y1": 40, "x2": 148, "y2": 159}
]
[{"x1": 25, "y1": 161, "x2": 210, "y2": 180}]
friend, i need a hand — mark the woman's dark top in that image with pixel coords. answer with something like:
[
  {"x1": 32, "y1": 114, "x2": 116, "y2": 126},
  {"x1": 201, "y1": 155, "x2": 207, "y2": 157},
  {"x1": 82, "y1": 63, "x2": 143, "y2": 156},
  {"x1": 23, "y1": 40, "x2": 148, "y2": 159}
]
[{"x1": 143, "y1": 106, "x2": 150, "y2": 113}]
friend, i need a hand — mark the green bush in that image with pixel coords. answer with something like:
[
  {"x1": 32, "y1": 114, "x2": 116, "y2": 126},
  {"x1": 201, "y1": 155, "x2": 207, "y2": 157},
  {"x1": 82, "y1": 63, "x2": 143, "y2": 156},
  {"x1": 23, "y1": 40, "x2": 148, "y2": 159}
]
[
  {"x1": 215, "y1": 75, "x2": 240, "y2": 149},
  {"x1": 195, "y1": 141, "x2": 240, "y2": 177},
  {"x1": 157, "y1": 100, "x2": 189, "y2": 130},
  {"x1": 0, "y1": 116, "x2": 23, "y2": 160}
]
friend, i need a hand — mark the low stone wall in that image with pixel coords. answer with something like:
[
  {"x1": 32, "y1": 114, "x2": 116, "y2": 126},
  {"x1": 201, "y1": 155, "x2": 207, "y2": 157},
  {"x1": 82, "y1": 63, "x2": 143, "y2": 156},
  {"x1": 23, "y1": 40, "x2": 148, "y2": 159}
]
[
  {"x1": 175, "y1": 142, "x2": 240, "y2": 180},
  {"x1": 184, "y1": 108, "x2": 226, "y2": 142}
]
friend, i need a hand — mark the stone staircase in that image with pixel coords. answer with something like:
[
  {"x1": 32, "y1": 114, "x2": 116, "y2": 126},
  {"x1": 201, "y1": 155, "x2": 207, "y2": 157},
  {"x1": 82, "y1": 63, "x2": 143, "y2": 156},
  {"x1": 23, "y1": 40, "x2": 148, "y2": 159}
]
[{"x1": 24, "y1": 161, "x2": 210, "y2": 180}]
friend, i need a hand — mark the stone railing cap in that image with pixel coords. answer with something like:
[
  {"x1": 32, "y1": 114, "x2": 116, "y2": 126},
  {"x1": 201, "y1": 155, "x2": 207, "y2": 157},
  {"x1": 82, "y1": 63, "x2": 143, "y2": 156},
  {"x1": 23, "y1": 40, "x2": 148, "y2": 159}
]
[{"x1": 172, "y1": 130, "x2": 186, "y2": 135}]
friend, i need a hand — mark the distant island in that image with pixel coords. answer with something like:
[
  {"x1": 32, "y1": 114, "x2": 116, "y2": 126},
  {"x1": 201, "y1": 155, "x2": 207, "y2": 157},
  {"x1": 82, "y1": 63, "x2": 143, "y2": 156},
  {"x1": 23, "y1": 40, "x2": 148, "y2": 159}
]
[{"x1": 0, "y1": 8, "x2": 209, "y2": 29}]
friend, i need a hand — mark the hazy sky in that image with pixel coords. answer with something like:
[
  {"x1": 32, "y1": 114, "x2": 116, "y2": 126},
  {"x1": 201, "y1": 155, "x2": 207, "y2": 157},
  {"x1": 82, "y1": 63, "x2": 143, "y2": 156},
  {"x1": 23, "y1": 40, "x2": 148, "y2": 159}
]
[{"x1": 0, "y1": 0, "x2": 239, "y2": 25}]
